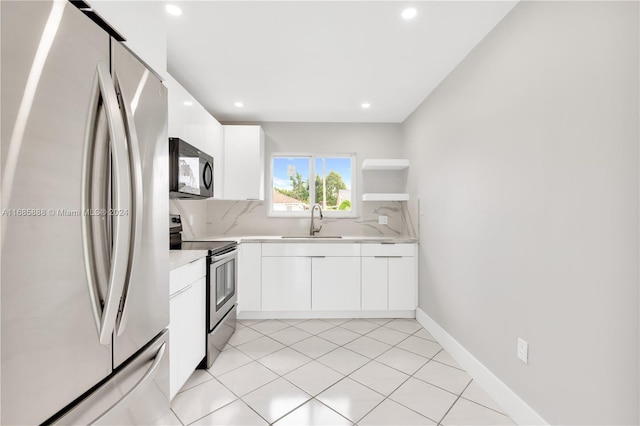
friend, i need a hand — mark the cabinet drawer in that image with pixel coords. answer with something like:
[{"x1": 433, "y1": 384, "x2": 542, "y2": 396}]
[
  {"x1": 170, "y1": 258, "x2": 206, "y2": 295},
  {"x1": 262, "y1": 243, "x2": 360, "y2": 257},
  {"x1": 361, "y1": 243, "x2": 415, "y2": 257}
]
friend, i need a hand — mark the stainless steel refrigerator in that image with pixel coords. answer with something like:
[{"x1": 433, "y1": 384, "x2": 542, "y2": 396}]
[{"x1": 1, "y1": 1, "x2": 170, "y2": 424}]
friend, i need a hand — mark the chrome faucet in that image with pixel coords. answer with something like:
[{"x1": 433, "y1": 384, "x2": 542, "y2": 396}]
[{"x1": 310, "y1": 203, "x2": 323, "y2": 236}]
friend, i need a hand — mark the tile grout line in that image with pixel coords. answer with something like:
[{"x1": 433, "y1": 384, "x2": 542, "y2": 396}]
[
  {"x1": 193, "y1": 318, "x2": 488, "y2": 426},
  {"x1": 349, "y1": 366, "x2": 430, "y2": 424},
  {"x1": 312, "y1": 319, "x2": 443, "y2": 424},
  {"x1": 184, "y1": 376, "x2": 273, "y2": 425},
  {"x1": 304, "y1": 397, "x2": 357, "y2": 426},
  {"x1": 209, "y1": 324, "x2": 347, "y2": 424},
  {"x1": 183, "y1": 376, "x2": 251, "y2": 425},
  {"x1": 175, "y1": 370, "x2": 215, "y2": 395},
  {"x1": 279, "y1": 320, "x2": 441, "y2": 424},
  {"x1": 240, "y1": 319, "x2": 409, "y2": 423},
  {"x1": 436, "y1": 380, "x2": 474, "y2": 426},
  {"x1": 458, "y1": 394, "x2": 512, "y2": 418},
  {"x1": 263, "y1": 319, "x2": 431, "y2": 384},
  {"x1": 173, "y1": 319, "x2": 379, "y2": 414},
  {"x1": 170, "y1": 408, "x2": 185, "y2": 426},
  {"x1": 300, "y1": 322, "x2": 459, "y2": 424}
]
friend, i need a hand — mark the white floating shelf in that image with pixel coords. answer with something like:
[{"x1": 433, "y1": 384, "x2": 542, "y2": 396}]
[
  {"x1": 362, "y1": 159, "x2": 410, "y2": 171},
  {"x1": 362, "y1": 193, "x2": 410, "y2": 201}
]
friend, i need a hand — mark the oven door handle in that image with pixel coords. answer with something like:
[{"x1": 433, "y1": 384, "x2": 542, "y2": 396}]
[{"x1": 211, "y1": 247, "x2": 239, "y2": 263}]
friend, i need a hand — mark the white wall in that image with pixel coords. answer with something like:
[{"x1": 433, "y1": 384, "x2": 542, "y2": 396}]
[
  {"x1": 403, "y1": 1, "x2": 639, "y2": 424},
  {"x1": 205, "y1": 122, "x2": 417, "y2": 237}
]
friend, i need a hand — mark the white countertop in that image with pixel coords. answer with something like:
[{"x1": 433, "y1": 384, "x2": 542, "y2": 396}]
[
  {"x1": 183, "y1": 235, "x2": 418, "y2": 244},
  {"x1": 170, "y1": 236, "x2": 417, "y2": 269},
  {"x1": 169, "y1": 250, "x2": 208, "y2": 270}
]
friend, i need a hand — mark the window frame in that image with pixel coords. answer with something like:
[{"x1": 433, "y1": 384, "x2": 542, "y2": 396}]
[{"x1": 269, "y1": 152, "x2": 357, "y2": 218}]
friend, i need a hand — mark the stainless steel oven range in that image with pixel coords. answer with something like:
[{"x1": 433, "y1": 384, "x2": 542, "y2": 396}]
[{"x1": 170, "y1": 215, "x2": 238, "y2": 368}]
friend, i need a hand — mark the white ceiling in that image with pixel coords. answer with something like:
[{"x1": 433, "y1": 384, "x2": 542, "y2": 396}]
[{"x1": 167, "y1": 1, "x2": 518, "y2": 123}]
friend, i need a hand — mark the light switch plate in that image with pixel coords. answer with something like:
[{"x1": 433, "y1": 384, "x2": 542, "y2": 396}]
[{"x1": 378, "y1": 215, "x2": 388, "y2": 225}]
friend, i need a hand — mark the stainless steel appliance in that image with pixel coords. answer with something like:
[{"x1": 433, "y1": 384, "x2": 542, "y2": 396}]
[
  {"x1": 169, "y1": 137, "x2": 214, "y2": 199},
  {"x1": 170, "y1": 215, "x2": 238, "y2": 368},
  {"x1": 1, "y1": 1, "x2": 170, "y2": 424}
]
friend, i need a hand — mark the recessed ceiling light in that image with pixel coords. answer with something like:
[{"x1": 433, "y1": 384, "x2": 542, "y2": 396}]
[
  {"x1": 361, "y1": 102, "x2": 371, "y2": 109},
  {"x1": 183, "y1": 101, "x2": 193, "y2": 106},
  {"x1": 401, "y1": 7, "x2": 417, "y2": 20},
  {"x1": 166, "y1": 4, "x2": 182, "y2": 16},
  {"x1": 234, "y1": 102, "x2": 244, "y2": 108}
]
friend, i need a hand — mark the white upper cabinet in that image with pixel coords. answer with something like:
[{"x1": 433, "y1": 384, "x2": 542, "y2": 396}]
[
  {"x1": 166, "y1": 75, "x2": 224, "y2": 198},
  {"x1": 223, "y1": 125, "x2": 265, "y2": 200}
]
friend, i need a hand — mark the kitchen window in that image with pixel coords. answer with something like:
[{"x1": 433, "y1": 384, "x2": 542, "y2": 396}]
[{"x1": 270, "y1": 154, "x2": 356, "y2": 217}]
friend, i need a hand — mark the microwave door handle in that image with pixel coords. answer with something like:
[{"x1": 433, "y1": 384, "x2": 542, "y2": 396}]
[
  {"x1": 98, "y1": 62, "x2": 132, "y2": 345},
  {"x1": 203, "y1": 161, "x2": 213, "y2": 190},
  {"x1": 113, "y1": 71, "x2": 145, "y2": 337}
]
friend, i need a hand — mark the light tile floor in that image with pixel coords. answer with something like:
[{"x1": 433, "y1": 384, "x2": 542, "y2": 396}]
[{"x1": 166, "y1": 318, "x2": 515, "y2": 426}]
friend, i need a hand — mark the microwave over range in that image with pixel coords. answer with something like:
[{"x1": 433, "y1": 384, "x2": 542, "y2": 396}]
[{"x1": 169, "y1": 137, "x2": 214, "y2": 199}]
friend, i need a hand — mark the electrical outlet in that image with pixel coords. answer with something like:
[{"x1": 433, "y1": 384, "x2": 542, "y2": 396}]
[
  {"x1": 188, "y1": 214, "x2": 194, "y2": 226},
  {"x1": 517, "y1": 338, "x2": 528, "y2": 364},
  {"x1": 378, "y1": 215, "x2": 388, "y2": 225}
]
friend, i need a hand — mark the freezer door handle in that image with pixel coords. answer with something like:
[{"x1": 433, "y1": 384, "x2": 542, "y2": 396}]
[
  {"x1": 81, "y1": 61, "x2": 132, "y2": 345},
  {"x1": 113, "y1": 70, "x2": 145, "y2": 337},
  {"x1": 89, "y1": 342, "x2": 167, "y2": 425}
]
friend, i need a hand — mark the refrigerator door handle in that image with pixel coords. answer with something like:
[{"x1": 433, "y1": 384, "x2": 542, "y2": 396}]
[
  {"x1": 81, "y1": 61, "x2": 132, "y2": 345},
  {"x1": 113, "y1": 71, "x2": 145, "y2": 337},
  {"x1": 89, "y1": 342, "x2": 167, "y2": 425}
]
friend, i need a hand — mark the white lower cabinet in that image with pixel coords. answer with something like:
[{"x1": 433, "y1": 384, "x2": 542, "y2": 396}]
[
  {"x1": 169, "y1": 259, "x2": 206, "y2": 400},
  {"x1": 361, "y1": 244, "x2": 417, "y2": 311},
  {"x1": 244, "y1": 242, "x2": 416, "y2": 316},
  {"x1": 312, "y1": 257, "x2": 361, "y2": 310},
  {"x1": 238, "y1": 243, "x2": 262, "y2": 312},
  {"x1": 361, "y1": 257, "x2": 388, "y2": 310},
  {"x1": 388, "y1": 257, "x2": 416, "y2": 310},
  {"x1": 261, "y1": 257, "x2": 311, "y2": 311}
]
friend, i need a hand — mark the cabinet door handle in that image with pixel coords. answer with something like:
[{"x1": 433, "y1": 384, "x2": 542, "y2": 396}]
[
  {"x1": 310, "y1": 256, "x2": 326, "y2": 258},
  {"x1": 374, "y1": 256, "x2": 402, "y2": 258}
]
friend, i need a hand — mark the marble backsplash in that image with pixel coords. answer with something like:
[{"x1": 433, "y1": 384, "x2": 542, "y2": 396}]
[
  {"x1": 169, "y1": 199, "x2": 207, "y2": 239},
  {"x1": 203, "y1": 199, "x2": 418, "y2": 238}
]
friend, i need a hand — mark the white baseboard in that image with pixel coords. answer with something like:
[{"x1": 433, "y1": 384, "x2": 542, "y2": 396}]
[
  {"x1": 238, "y1": 310, "x2": 415, "y2": 320},
  {"x1": 416, "y1": 308, "x2": 548, "y2": 426}
]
